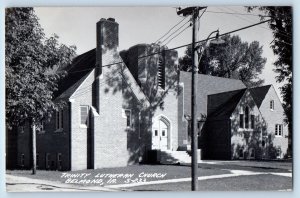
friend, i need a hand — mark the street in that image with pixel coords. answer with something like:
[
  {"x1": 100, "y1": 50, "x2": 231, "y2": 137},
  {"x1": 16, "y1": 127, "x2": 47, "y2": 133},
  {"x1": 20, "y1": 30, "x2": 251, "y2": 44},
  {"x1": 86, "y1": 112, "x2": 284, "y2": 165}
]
[{"x1": 6, "y1": 160, "x2": 292, "y2": 192}]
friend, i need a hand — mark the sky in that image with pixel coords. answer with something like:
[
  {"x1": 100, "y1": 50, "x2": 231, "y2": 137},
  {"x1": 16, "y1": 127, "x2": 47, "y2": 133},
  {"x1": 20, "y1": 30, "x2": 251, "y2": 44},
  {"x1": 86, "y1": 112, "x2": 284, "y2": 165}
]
[{"x1": 34, "y1": 6, "x2": 284, "y2": 100}]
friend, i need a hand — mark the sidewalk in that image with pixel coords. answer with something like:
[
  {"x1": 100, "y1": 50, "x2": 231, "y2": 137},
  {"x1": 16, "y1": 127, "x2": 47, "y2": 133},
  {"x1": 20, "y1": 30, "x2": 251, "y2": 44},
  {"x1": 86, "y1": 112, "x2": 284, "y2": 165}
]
[
  {"x1": 6, "y1": 174, "x2": 117, "y2": 192},
  {"x1": 197, "y1": 160, "x2": 292, "y2": 170}
]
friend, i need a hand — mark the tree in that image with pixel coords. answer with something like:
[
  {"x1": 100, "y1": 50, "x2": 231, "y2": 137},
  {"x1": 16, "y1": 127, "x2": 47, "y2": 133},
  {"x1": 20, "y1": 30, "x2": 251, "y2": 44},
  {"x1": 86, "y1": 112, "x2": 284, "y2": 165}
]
[
  {"x1": 5, "y1": 8, "x2": 76, "y2": 174},
  {"x1": 247, "y1": 6, "x2": 292, "y2": 156},
  {"x1": 179, "y1": 34, "x2": 266, "y2": 87}
]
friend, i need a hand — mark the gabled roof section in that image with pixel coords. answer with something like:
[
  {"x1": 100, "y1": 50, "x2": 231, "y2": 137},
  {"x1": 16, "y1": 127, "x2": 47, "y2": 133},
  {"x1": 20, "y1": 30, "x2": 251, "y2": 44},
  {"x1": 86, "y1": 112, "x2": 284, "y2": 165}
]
[
  {"x1": 249, "y1": 85, "x2": 271, "y2": 108},
  {"x1": 207, "y1": 89, "x2": 246, "y2": 120},
  {"x1": 55, "y1": 49, "x2": 96, "y2": 99},
  {"x1": 120, "y1": 65, "x2": 150, "y2": 107},
  {"x1": 54, "y1": 47, "x2": 149, "y2": 107}
]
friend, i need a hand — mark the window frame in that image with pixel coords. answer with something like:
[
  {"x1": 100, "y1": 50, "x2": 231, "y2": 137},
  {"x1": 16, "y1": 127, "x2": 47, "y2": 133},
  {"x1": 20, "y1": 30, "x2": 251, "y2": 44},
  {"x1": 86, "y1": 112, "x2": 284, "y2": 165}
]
[
  {"x1": 46, "y1": 153, "x2": 50, "y2": 169},
  {"x1": 80, "y1": 105, "x2": 89, "y2": 128},
  {"x1": 239, "y1": 106, "x2": 254, "y2": 131},
  {"x1": 57, "y1": 153, "x2": 62, "y2": 170},
  {"x1": 239, "y1": 114, "x2": 244, "y2": 129},
  {"x1": 36, "y1": 153, "x2": 39, "y2": 168},
  {"x1": 244, "y1": 106, "x2": 250, "y2": 129},
  {"x1": 275, "y1": 124, "x2": 283, "y2": 137},
  {"x1": 250, "y1": 114, "x2": 255, "y2": 129},
  {"x1": 124, "y1": 109, "x2": 132, "y2": 128},
  {"x1": 55, "y1": 110, "x2": 64, "y2": 132},
  {"x1": 270, "y1": 100, "x2": 275, "y2": 111},
  {"x1": 20, "y1": 154, "x2": 25, "y2": 167}
]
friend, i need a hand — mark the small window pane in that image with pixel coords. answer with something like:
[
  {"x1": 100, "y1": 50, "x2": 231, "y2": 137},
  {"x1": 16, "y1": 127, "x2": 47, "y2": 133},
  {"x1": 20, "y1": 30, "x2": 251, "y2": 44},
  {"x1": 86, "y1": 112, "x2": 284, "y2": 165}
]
[
  {"x1": 270, "y1": 100, "x2": 274, "y2": 110},
  {"x1": 275, "y1": 124, "x2": 278, "y2": 135},
  {"x1": 36, "y1": 153, "x2": 39, "y2": 168},
  {"x1": 46, "y1": 153, "x2": 50, "y2": 169},
  {"x1": 80, "y1": 106, "x2": 89, "y2": 126},
  {"x1": 239, "y1": 114, "x2": 244, "y2": 128},
  {"x1": 245, "y1": 107, "x2": 249, "y2": 129},
  {"x1": 162, "y1": 130, "x2": 165, "y2": 136},
  {"x1": 251, "y1": 115, "x2": 255, "y2": 129},
  {"x1": 125, "y1": 110, "x2": 131, "y2": 127},
  {"x1": 21, "y1": 154, "x2": 25, "y2": 166},
  {"x1": 57, "y1": 153, "x2": 62, "y2": 170},
  {"x1": 56, "y1": 110, "x2": 63, "y2": 130},
  {"x1": 155, "y1": 130, "x2": 158, "y2": 136}
]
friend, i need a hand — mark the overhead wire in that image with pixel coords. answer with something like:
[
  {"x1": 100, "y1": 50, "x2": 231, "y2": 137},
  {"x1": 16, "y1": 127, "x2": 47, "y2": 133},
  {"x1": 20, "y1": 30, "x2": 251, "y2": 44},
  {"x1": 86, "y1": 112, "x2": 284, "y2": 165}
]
[
  {"x1": 206, "y1": 10, "x2": 270, "y2": 17},
  {"x1": 163, "y1": 24, "x2": 191, "y2": 46},
  {"x1": 154, "y1": 16, "x2": 189, "y2": 44},
  {"x1": 214, "y1": 7, "x2": 292, "y2": 40},
  {"x1": 160, "y1": 20, "x2": 191, "y2": 45},
  {"x1": 67, "y1": 19, "x2": 272, "y2": 75}
]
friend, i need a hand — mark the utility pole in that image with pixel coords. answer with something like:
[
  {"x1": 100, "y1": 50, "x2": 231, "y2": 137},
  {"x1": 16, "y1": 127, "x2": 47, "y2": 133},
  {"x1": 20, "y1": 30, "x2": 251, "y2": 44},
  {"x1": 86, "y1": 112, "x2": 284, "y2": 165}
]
[
  {"x1": 31, "y1": 121, "x2": 37, "y2": 175},
  {"x1": 177, "y1": 6, "x2": 206, "y2": 191}
]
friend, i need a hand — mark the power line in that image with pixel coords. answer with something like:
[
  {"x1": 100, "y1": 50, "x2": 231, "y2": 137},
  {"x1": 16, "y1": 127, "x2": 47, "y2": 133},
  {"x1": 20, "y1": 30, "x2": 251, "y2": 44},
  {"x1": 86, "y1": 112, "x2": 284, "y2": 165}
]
[
  {"x1": 163, "y1": 24, "x2": 191, "y2": 46},
  {"x1": 154, "y1": 16, "x2": 189, "y2": 44},
  {"x1": 160, "y1": 20, "x2": 191, "y2": 45},
  {"x1": 206, "y1": 10, "x2": 270, "y2": 17},
  {"x1": 219, "y1": 7, "x2": 292, "y2": 39},
  {"x1": 167, "y1": 19, "x2": 272, "y2": 51},
  {"x1": 68, "y1": 19, "x2": 272, "y2": 74}
]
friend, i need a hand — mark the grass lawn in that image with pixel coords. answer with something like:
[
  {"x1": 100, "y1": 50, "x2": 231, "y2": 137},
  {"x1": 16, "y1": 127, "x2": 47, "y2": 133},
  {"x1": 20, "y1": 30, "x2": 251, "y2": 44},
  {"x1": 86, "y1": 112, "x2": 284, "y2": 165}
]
[{"x1": 6, "y1": 164, "x2": 230, "y2": 186}]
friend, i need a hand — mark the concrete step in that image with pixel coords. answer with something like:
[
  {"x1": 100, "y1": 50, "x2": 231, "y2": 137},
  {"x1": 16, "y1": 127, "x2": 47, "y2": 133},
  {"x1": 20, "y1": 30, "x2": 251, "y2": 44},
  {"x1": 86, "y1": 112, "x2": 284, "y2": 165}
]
[
  {"x1": 160, "y1": 150, "x2": 192, "y2": 164},
  {"x1": 159, "y1": 150, "x2": 202, "y2": 164}
]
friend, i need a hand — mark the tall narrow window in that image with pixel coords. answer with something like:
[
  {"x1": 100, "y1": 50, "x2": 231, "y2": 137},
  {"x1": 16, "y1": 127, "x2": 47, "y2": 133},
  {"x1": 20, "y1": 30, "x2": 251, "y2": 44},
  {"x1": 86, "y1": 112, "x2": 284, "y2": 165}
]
[
  {"x1": 80, "y1": 106, "x2": 89, "y2": 127},
  {"x1": 251, "y1": 115, "x2": 255, "y2": 129},
  {"x1": 20, "y1": 154, "x2": 25, "y2": 167},
  {"x1": 138, "y1": 112, "x2": 141, "y2": 139},
  {"x1": 270, "y1": 100, "x2": 274, "y2": 110},
  {"x1": 56, "y1": 110, "x2": 63, "y2": 130},
  {"x1": 36, "y1": 153, "x2": 39, "y2": 168},
  {"x1": 279, "y1": 124, "x2": 283, "y2": 136},
  {"x1": 245, "y1": 107, "x2": 249, "y2": 129},
  {"x1": 275, "y1": 124, "x2": 283, "y2": 136},
  {"x1": 57, "y1": 153, "x2": 62, "y2": 170},
  {"x1": 239, "y1": 108, "x2": 244, "y2": 128},
  {"x1": 239, "y1": 114, "x2": 244, "y2": 128},
  {"x1": 125, "y1": 109, "x2": 131, "y2": 127},
  {"x1": 46, "y1": 153, "x2": 50, "y2": 169}
]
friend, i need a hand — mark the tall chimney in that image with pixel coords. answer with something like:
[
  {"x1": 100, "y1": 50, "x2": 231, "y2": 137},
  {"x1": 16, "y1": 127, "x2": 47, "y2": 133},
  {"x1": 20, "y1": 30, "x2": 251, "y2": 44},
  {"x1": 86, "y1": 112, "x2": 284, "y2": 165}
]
[
  {"x1": 95, "y1": 18, "x2": 119, "y2": 76},
  {"x1": 94, "y1": 18, "x2": 119, "y2": 112}
]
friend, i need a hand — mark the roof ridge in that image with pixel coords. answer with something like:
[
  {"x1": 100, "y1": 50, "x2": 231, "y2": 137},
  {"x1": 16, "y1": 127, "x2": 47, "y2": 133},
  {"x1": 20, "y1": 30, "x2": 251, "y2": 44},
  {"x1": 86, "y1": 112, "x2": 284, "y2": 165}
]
[{"x1": 180, "y1": 71, "x2": 245, "y2": 83}]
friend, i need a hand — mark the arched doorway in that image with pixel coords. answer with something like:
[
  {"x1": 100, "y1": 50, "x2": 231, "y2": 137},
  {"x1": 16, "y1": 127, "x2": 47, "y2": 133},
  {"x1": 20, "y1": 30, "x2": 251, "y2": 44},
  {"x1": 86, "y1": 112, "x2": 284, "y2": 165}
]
[{"x1": 152, "y1": 116, "x2": 170, "y2": 150}]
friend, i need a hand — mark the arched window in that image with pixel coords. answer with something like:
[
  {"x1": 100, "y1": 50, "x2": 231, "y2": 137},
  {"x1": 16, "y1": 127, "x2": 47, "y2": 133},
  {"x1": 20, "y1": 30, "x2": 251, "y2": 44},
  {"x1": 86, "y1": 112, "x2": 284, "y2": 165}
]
[
  {"x1": 239, "y1": 107, "x2": 244, "y2": 128},
  {"x1": 245, "y1": 106, "x2": 249, "y2": 129}
]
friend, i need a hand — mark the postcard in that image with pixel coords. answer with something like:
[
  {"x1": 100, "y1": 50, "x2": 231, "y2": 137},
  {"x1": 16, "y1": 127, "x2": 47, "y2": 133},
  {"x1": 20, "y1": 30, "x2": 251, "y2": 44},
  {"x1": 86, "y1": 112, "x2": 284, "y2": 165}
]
[{"x1": 5, "y1": 6, "x2": 292, "y2": 192}]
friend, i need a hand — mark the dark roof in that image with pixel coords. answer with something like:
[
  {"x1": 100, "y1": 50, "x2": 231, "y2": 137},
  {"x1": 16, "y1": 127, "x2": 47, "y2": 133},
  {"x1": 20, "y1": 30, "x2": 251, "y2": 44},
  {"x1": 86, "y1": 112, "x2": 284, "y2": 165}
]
[
  {"x1": 55, "y1": 48, "x2": 96, "y2": 99},
  {"x1": 249, "y1": 85, "x2": 271, "y2": 107},
  {"x1": 207, "y1": 89, "x2": 246, "y2": 120}
]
